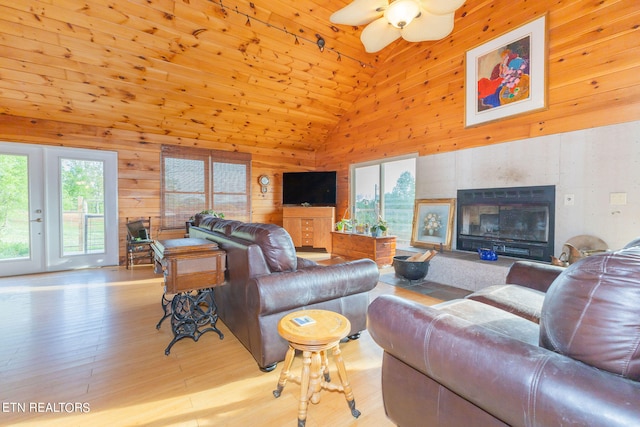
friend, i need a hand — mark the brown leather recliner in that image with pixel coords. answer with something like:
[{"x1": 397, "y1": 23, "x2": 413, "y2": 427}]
[
  {"x1": 368, "y1": 246, "x2": 640, "y2": 426},
  {"x1": 190, "y1": 215, "x2": 380, "y2": 371}
]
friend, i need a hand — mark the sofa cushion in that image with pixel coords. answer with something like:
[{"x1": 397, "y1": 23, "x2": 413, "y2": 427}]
[
  {"x1": 540, "y1": 246, "x2": 640, "y2": 380},
  {"x1": 196, "y1": 215, "x2": 243, "y2": 236},
  {"x1": 435, "y1": 299, "x2": 539, "y2": 345},
  {"x1": 197, "y1": 215, "x2": 219, "y2": 230},
  {"x1": 465, "y1": 284, "x2": 545, "y2": 323},
  {"x1": 230, "y1": 222, "x2": 298, "y2": 272}
]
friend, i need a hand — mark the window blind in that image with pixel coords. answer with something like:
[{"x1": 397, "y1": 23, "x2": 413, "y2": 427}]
[{"x1": 161, "y1": 146, "x2": 251, "y2": 229}]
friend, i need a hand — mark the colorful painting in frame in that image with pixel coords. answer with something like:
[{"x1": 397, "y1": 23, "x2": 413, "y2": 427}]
[
  {"x1": 411, "y1": 199, "x2": 455, "y2": 251},
  {"x1": 465, "y1": 15, "x2": 547, "y2": 127}
]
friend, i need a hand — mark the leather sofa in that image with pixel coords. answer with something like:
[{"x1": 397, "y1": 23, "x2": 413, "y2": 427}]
[
  {"x1": 189, "y1": 214, "x2": 380, "y2": 371},
  {"x1": 368, "y1": 247, "x2": 640, "y2": 426}
]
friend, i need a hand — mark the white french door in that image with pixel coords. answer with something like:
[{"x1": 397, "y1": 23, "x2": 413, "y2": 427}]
[{"x1": 0, "y1": 142, "x2": 118, "y2": 276}]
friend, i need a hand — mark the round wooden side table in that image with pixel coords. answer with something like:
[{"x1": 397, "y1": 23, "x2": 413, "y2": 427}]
[{"x1": 273, "y1": 309, "x2": 360, "y2": 427}]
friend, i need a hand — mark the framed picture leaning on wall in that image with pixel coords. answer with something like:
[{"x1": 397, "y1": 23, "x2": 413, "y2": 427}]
[
  {"x1": 411, "y1": 199, "x2": 456, "y2": 251},
  {"x1": 465, "y1": 15, "x2": 548, "y2": 127}
]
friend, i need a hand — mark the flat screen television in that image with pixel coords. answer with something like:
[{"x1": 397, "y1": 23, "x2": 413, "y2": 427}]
[{"x1": 282, "y1": 171, "x2": 337, "y2": 206}]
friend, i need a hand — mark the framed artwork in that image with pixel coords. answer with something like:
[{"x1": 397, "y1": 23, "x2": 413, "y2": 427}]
[
  {"x1": 465, "y1": 15, "x2": 548, "y2": 127},
  {"x1": 411, "y1": 199, "x2": 456, "y2": 250}
]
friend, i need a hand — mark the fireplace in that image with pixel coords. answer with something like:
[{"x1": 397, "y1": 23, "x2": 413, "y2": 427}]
[{"x1": 456, "y1": 185, "x2": 555, "y2": 262}]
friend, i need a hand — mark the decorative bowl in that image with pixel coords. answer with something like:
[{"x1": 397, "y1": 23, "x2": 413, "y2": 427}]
[
  {"x1": 478, "y1": 248, "x2": 498, "y2": 261},
  {"x1": 392, "y1": 255, "x2": 430, "y2": 281}
]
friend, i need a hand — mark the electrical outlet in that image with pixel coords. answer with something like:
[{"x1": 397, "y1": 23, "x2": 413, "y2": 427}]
[
  {"x1": 610, "y1": 192, "x2": 627, "y2": 205},
  {"x1": 564, "y1": 194, "x2": 575, "y2": 206}
]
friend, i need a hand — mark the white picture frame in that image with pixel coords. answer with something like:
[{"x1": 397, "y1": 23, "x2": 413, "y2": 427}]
[{"x1": 465, "y1": 15, "x2": 548, "y2": 127}]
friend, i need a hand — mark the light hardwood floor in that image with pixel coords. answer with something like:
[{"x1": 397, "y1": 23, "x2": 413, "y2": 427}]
[{"x1": 0, "y1": 259, "x2": 442, "y2": 427}]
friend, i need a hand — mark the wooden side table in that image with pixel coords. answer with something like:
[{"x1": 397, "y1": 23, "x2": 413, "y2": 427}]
[
  {"x1": 273, "y1": 309, "x2": 360, "y2": 427},
  {"x1": 151, "y1": 238, "x2": 226, "y2": 355}
]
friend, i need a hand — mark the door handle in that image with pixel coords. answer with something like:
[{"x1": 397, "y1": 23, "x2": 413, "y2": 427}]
[{"x1": 31, "y1": 218, "x2": 43, "y2": 222}]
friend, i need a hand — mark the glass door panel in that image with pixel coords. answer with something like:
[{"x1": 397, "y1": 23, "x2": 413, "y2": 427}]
[
  {"x1": 0, "y1": 144, "x2": 45, "y2": 276},
  {"x1": 353, "y1": 165, "x2": 380, "y2": 226},
  {"x1": 351, "y1": 156, "x2": 416, "y2": 245},
  {"x1": 382, "y1": 158, "x2": 416, "y2": 243},
  {"x1": 0, "y1": 154, "x2": 31, "y2": 260},
  {"x1": 60, "y1": 158, "x2": 106, "y2": 256},
  {"x1": 46, "y1": 148, "x2": 118, "y2": 271}
]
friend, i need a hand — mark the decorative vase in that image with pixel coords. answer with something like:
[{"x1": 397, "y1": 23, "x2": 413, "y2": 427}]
[{"x1": 428, "y1": 229, "x2": 434, "y2": 236}]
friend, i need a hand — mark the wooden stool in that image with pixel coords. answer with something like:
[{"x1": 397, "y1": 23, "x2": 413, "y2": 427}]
[{"x1": 273, "y1": 310, "x2": 360, "y2": 427}]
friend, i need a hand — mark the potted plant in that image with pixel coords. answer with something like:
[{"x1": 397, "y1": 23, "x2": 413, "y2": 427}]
[
  {"x1": 335, "y1": 219, "x2": 352, "y2": 232},
  {"x1": 370, "y1": 216, "x2": 387, "y2": 237}
]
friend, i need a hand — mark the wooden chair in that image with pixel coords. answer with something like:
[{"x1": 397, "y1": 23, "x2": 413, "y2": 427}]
[{"x1": 126, "y1": 217, "x2": 153, "y2": 269}]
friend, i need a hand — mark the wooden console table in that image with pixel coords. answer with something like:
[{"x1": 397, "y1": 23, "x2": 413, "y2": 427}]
[
  {"x1": 331, "y1": 232, "x2": 396, "y2": 267},
  {"x1": 151, "y1": 238, "x2": 226, "y2": 355}
]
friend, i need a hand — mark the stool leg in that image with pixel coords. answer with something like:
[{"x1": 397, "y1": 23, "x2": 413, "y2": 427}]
[
  {"x1": 309, "y1": 351, "x2": 323, "y2": 405},
  {"x1": 333, "y1": 344, "x2": 361, "y2": 419},
  {"x1": 273, "y1": 346, "x2": 296, "y2": 398},
  {"x1": 297, "y1": 350, "x2": 313, "y2": 427},
  {"x1": 320, "y1": 350, "x2": 331, "y2": 382}
]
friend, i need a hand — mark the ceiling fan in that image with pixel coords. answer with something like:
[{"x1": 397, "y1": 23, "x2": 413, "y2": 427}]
[{"x1": 330, "y1": 0, "x2": 466, "y2": 53}]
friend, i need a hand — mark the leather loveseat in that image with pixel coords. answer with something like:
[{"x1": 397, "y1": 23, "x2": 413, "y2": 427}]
[
  {"x1": 368, "y1": 247, "x2": 640, "y2": 426},
  {"x1": 189, "y1": 214, "x2": 380, "y2": 371}
]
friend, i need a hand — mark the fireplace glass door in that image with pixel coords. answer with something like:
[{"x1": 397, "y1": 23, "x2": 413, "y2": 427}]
[{"x1": 460, "y1": 204, "x2": 549, "y2": 243}]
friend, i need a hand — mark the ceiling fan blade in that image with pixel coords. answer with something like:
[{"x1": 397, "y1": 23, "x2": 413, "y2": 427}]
[
  {"x1": 361, "y1": 17, "x2": 402, "y2": 53},
  {"x1": 401, "y1": 12, "x2": 454, "y2": 42},
  {"x1": 419, "y1": 0, "x2": 466, "y2": 15},
  {"x1": 330, "y1": 0, "x2": 388, "y2": 26}
]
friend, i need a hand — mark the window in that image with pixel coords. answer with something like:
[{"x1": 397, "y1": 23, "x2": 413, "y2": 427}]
[
  {"x1": 161, "y1": 146, "x2": 251, "y2": 229},
  {"x1": 351, "y1": 155, "x2": 416, "y2": 245}
]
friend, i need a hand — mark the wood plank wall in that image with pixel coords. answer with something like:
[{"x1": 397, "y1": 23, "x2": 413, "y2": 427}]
[
  {"x1": 0, "y1": 115, "x2": 314, "y2": 264},
  {"x1": 317, "y1": 0, "x2": 640, "y2": 218}
]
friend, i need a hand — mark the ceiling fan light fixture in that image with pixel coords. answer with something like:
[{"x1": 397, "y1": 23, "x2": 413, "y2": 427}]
[{"x1": 384, "y1": 0, "x2": 421, "y2": 29}]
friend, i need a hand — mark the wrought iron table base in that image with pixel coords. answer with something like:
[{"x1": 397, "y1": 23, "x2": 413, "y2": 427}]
[
  {"x1": 156, "y1": 292, "x2": 172, "y2": 330},
  {"x1": 157, "y1": 288, "x2": 224, "y2": 355}
]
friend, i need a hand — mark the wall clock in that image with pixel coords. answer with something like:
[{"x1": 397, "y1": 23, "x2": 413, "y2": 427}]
[{"x1": 258, "y1": 175, "x2": 270, "y2": 193}]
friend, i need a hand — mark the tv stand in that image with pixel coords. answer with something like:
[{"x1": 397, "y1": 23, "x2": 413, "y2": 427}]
[{"x1": 283, "y1": 207, "x2": 335, "y2": 252}]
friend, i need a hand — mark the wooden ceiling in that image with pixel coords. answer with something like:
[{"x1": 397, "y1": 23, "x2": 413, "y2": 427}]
[{"x1": 0, "y1": 0, "x2": 396, "y2": 154}]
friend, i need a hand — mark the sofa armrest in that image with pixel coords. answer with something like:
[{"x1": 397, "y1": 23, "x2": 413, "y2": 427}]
[
  {"x1": 505, "y1": 260, "x2": 564, "y2": 292},
  {"x1": 296, "y1": 256, "x2": 320, "y2": 268},
  {"x1": 247, "y1": 258, "x2": 379, "y2": 316},
  {"x1": 368, "y1": 295, "x2": 640, "y2": 427}
]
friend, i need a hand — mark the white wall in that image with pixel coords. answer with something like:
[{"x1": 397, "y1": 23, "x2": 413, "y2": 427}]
[{"x1": 416, "y1": 120, "x2": 640, "y2": 255}]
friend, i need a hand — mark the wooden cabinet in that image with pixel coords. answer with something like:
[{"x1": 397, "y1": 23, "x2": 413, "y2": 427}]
[
  {"x1": 283, "y1": 207, "x2": 335, "y2": 252},
  {"x1": 151, "y1": 238, "x2": 226, "y2": 294},
  {"x1": 331, "y1": 232, "x2": 396, "y2": 267}
]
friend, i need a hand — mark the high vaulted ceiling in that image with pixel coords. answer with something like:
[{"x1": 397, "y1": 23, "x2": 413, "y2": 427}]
[{"x1": 0, "y1": 0, "x2": 404, "y2": 154}]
